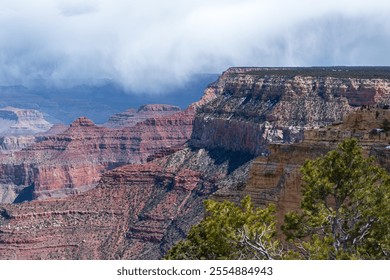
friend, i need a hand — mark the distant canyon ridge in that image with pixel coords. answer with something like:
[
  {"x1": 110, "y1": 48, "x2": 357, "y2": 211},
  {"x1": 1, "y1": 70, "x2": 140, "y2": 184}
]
[
  {"x1": 0, "y1": 74, "x2": 218, "y2": 124},
  {"x1": 1, "y1": 67, "x2": 390, "y2": 259}
]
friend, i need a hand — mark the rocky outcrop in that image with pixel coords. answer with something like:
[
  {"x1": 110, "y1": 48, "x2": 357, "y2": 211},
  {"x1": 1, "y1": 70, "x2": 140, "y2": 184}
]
[
  {"x1": 104, "y1": 104, "x2": 181, "y2": 128},
  {"x1": 190, "y1": 67, "x2": 390, "y2": 156},
  {"x1": 0, "y1": 107, "x2": 52, "y2": 135},
  {"x1": 0, "y1": 135, "x2": 36, "y2": 153},
  {"x1": 0, "y1": 109, "x2": 194, "y2": 203},
  {"x1": 0, "y1": 107, "x2": 53, "y2": 154},
  {"x1": 244, "y1": 143, "x2": 331, "y2": 225}
]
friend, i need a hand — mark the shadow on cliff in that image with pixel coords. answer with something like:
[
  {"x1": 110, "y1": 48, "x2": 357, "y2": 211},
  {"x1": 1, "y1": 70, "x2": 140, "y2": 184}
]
[
  {"x1": 202, "y1": 147, "x2": 255, "y2": 175},
  {"x1": 13, "y1": 184, "x2": 34, "y2": 204}
]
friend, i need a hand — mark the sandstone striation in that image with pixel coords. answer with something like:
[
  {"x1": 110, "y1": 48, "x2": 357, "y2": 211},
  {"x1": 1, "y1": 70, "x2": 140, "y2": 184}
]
[
  {"x1": 0, "y1": 135, "x2": 36, "y2": 154},
  {"x1": 0, "y1": 107, "x2": 54, "y2": 154},
  {"x1": 0, "y1": 162, "x2": 215, "y2": 259},
  {"x1": 0, "y1": 125, "x2": 252, "y2": 259},
  {"x1": 0, "y1": 141, "x2": 254, "y2": 259}
]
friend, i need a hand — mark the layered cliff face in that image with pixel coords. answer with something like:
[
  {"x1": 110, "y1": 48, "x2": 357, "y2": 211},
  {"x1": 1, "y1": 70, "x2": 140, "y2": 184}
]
[
  {"x1": 244, "y1": 107, "x2": 390, "y2": 224},
  {"x1": 191, "y1": 67, "x2": 390, "y2": 156},
  {"x1": 0, "y1": 107, "x2": 53, "y2": 153},
  {"x1": 0, "y1": 108, "x2": 194, "y2": 203},
  {"x1": 0, "y1": 106, "x2": 52, "y2": 135},
  {"x1": 104, "y1": 104, "x2": 181, "y2": 128},
  {"x1": 0, "y1": 97, "x2": 252, "y2": 259},
  {"x1": 0, "y1": 161, "x2": 216, "y2": 259},
  {"x1": 0, "y1": 135, "x2": 36, "y2": 154}
]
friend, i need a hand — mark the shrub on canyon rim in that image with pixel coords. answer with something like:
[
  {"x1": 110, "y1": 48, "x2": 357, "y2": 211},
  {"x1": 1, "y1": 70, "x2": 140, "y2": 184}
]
[{"x1": 165, "y1": 196, "x2": 282, "y2": 260}]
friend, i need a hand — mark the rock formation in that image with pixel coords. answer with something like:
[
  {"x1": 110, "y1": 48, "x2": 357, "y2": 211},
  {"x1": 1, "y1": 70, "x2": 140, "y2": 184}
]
[
  {"x1": 0, "y1": 107, "x2": 52, "y2": 135},
  {"x1": 244, "y1": 107, "x2": 390, "y2": 224},
  {"x1": 191, "y1": 67, "x2": 390, "y2": 155},
  {"x1": 0, "y1": 163, "x2": 216, "y2": 259},
  {"x1": 104, "y1": 104, "x2": 181, "y2": 128},
  {"x1": 0, "y1": 135, "x2": 36, "y2": 154},
  {"x1": 0, "y1": 142, "x2": 255, "y2": 259},
  {"x1": 0, "y1": 107, "x2": 53, "y2": 154}
]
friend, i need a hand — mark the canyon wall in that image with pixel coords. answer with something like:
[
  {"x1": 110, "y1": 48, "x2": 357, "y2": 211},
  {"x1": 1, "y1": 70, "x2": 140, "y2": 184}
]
[
  {"x1": 244, "y1": 107, "x2": 390, "y2": 225},
  {"x1": 0, "y1": 144, "x2": 252, "y2": 259},
  {"x1": 191, "y1": 67, "x2": 390, "y2": 155},
  {"x1": 0, "y1": 107, "x2": 52, "y2": 135}
]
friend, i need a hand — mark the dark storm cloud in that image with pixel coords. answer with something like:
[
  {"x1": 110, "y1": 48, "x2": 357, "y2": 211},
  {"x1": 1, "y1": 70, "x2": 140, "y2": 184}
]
[{"x1": 0, "y1": 0, "x2": 389, "y2": 92}]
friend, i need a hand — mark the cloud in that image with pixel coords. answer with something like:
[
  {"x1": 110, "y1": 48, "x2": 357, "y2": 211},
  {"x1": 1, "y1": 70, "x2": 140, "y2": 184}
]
[
  {"x1": 58, "y1": 0, "x2": 99, "y2": 17},
  {"x1": 0, "y1": 0, "x2": 390, "y2": 92}
]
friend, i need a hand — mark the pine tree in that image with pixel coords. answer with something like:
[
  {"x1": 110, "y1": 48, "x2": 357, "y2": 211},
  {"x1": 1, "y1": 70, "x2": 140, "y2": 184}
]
[
  {"x1": 165, "y1": 196, "x2": 283, "y2": 260},
  {"x1": 283, "y1": 138, "x2": 390, "y2": 259}
]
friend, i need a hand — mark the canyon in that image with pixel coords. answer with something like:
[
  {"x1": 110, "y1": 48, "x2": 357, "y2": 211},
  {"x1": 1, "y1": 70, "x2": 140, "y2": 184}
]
[
  {"x1": 0, "y1": 67, "x2": 390, "y2": 259},
  {"x1": 0, "y1": 104, "x2": 193, "y2": 203}
]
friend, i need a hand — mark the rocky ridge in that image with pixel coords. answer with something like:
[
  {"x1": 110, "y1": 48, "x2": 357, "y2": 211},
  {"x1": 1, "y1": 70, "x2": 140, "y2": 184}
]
[
  {"x1": 0, "y1": 144, "x2": 253, "y2": 259},
  {"x1": 0, "y1": 162, "x2": 215, "y2": 259}
]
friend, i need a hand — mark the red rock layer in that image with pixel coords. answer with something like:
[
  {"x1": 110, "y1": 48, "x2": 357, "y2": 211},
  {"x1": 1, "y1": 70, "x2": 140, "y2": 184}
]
[{"x1": 0, "y1": 163, "x2": 215, "y2": 259}]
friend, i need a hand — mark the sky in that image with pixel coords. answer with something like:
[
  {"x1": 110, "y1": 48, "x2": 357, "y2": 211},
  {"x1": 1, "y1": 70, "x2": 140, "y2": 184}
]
[{"x1": 1, "y1": 0, "x2": 390, "y2": 92}]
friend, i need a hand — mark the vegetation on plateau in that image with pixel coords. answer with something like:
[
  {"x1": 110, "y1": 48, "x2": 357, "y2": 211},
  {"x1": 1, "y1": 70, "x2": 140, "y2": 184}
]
[
  {"x1": 239, "y1": 66, "x2": 390, "y2": 79},
  {"x1": 166, "y1": 139, "x2": 390, "y2": 260}
]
